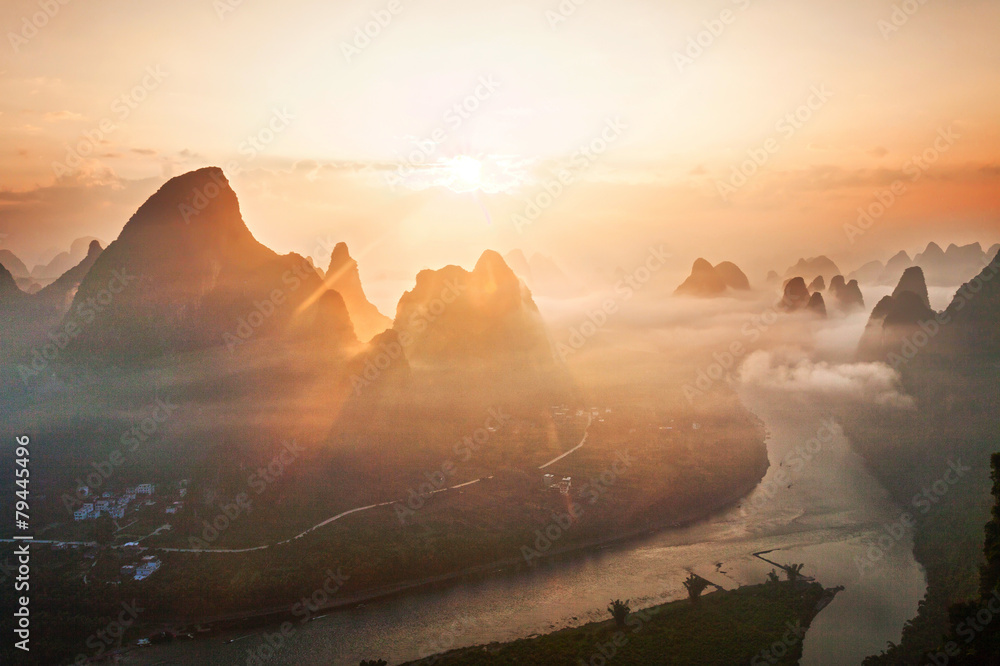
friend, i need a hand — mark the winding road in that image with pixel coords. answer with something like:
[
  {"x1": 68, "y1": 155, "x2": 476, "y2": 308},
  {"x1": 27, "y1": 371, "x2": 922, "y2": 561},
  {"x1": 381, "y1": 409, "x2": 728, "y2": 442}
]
[{"x1": 137, "y1": 413, "x2": 594, "y2": 555}]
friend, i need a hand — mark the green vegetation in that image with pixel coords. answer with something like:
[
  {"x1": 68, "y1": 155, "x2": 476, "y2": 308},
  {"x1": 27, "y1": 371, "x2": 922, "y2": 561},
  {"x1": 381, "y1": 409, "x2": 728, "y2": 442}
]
[
  {"x1": 404, "y1": 581, "x2": 838, "y2": 665},
  {"x1": 0, "y1": 325, "x2": 771, "y2": 663},
  {"x1": 847, "y1": 359, "x2": 999, "y2": 664}
]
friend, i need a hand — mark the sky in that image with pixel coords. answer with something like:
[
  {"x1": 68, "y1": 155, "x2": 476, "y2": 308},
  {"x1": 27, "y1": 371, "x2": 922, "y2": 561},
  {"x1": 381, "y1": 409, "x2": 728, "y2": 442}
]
[{"x1": 1, "y1": 0, "x2": 999, "y2": 297}]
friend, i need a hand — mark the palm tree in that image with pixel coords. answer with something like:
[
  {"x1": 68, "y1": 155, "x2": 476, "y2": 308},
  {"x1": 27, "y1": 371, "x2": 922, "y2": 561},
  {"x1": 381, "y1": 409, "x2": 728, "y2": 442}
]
[
  {"x1": 683, "y1": 573, "x2": 710, "y2": 602},
  {"x1": 783, "y1": 563, "x2": 806, "y2": 582},
  {"x1": 608, "y1": 599, "x2": 631, "y2": 628}
]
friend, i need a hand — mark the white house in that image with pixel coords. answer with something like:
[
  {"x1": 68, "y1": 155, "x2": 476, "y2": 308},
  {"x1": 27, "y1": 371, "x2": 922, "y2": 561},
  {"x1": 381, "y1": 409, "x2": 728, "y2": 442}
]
[
  {"x1": 134, "y1": 559, "x2": 161, "y2": 581},
  {"x1": 73, "y1": 508, "x2": 90, "y2": 521},
  {"x1": 137, "y1": 484, "x2": 155, "y2": 494}
]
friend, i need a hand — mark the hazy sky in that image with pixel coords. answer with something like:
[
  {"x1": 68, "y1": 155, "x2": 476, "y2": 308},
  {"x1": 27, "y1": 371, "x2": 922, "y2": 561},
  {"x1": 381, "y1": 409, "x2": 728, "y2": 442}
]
[{"x1": 1, "y1": 0, "x2": 998, "y2": 287}]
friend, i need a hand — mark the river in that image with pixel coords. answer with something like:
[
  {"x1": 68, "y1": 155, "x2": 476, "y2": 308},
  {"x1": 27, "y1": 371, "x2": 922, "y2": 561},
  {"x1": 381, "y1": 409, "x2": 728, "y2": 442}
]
[{"x1": 124, "y1": 385, "x2": 926, "y2": 665}]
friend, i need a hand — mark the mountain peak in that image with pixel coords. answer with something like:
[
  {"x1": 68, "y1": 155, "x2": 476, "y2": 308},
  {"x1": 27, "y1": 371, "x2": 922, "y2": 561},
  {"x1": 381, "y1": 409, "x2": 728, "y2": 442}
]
[
  {"x1": 330, "y1": 242, "x2": 352, "y2": 269},
  {"x1": 0, "y1": 262, "x2": 23, "y2": 298},
  {"x1": 121, "y1": 167, "x2": 243, "y2": 237},
  {"x1": 779, "y1": 277, "x2": 811, "y2": 312},
  {"x1": 923, "y1": 242, "x2": 945, "y2": 257},
  {"x1": 807, "y1": 291, "x2": 827, "y2": 317},
  {"x1": 784, "y1": 255, "x2": 841, "y2": 282},
  {"x1": 691, "y1": 258, "x2": 714, "y2": 273},
  {"x1": 474, "y1": 249, "x2": 513, "y2": 276},
  {"x1": 323, "y1": 241, "x2": 390, "y2": 342},
  {"x1": 394, "y1": 253, "x2": 549, "y2": 363},
  {"x1": 892, "y1": 266, "x2": 931, "y2": 310}
]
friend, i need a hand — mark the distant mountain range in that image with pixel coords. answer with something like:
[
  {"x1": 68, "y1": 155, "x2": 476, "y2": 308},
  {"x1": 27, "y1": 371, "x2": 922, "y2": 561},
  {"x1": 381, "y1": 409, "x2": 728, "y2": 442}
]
[
  {"x1": 777, "y1": 271, "x2": 863, "y2": 317},
  {"x1": 849, "y1": 242, "x2": 998, "y2": 286},
  {"x1": 0, "y1": 168, "x2": 556, "y2": 386},
  {"x1": 784, "y1": 256, "x2": 842, "y2": 285},
  {"x1": 30, "y1": 236, "x2": 104, "y2": 281},
  {"x1": 0, "y1": 250, "x2": 29, "y2": 280},
  {"x1": 674, "y1": 258, "x2": 750, "y2": 297},
  {"x1": 395, "y1": 249, "x2": 553, "y2": 364},
  {"x1": 0, "y1": 240, "x2": 105, "y2": 341},
  {"x1": 857, "y1": 247, "x2": 1000, "y2": 363},
  {"x1": 778, "y1": 277, "x2": 825, "y2": 315}
]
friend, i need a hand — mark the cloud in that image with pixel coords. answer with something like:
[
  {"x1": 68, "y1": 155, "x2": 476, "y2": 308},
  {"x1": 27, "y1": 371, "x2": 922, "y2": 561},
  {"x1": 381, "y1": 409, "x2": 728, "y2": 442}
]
[
  {"x1": 738, "y1": 348, "x2": 915, "y2": 409},
  {"x1": 43, "y1": 111, "x2": 85, "y2": 122}
]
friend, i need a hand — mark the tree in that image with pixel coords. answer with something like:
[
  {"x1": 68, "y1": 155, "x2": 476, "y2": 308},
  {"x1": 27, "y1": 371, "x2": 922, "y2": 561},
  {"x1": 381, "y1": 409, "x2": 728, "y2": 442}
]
[
  {"x1": 980, "y1": 452, "x2": 1000, "y2": 598},
  {"x1": 783, "y1": 563, "x2": 805, "y2": 582},
  {"x1": 92, "y1": 514, "x2": 115, "y2": 544},
  {"x1": 683, "y1": 573, "x2": 710, "y2": 602},
  {"x1": 608, "y1": 599, "x2": 630, "y2": 629},
  {"x1": 767, "y1": 569, "x2": 781, "y2": 584}
]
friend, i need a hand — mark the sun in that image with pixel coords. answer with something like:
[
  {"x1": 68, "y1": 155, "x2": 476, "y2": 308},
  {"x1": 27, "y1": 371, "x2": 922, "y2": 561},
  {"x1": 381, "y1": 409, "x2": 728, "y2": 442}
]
[{"x1": 444, "y1": 156, "x2": 483, "y2": 193}]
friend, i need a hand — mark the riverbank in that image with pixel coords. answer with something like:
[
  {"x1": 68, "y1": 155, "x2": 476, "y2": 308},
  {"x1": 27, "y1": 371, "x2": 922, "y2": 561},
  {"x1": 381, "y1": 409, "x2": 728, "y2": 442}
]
[
  {"x1": 128, "y1": 459, "x2": 770, "y2": 643},
  {"x1": 403, "y1": 581, "x2": 841, "y2": 665}
]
